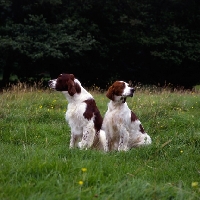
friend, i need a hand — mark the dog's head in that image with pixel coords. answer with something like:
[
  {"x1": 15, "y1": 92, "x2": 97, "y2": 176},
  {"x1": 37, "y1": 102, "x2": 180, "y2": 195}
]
[
  {"x1": 48, "y1": 74, "x2": 81, "y2": 96},
  {"x1": 106, "y1": 81, "x2": 134, "y2": 103}
]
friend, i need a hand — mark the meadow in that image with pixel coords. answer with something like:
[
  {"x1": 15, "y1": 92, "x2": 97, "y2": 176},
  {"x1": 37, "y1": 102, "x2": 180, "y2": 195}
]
[{"x1": 0, "y1": 83, "x2": 200, "y2": 200}]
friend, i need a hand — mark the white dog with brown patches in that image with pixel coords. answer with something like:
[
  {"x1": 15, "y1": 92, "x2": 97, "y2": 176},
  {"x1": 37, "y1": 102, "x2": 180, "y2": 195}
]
[
  {"x1": 48, "y1": 73, "x2": 107, "y2": 151},
  {"x1": 102, "y1": 81, "x2": 151, "y2": 151}
]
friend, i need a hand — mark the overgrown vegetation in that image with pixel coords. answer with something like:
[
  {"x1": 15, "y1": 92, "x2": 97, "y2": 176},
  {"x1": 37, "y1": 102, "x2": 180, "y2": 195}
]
[{"x1": 0, "y1": 85, "x2": 200, "y2": 199}]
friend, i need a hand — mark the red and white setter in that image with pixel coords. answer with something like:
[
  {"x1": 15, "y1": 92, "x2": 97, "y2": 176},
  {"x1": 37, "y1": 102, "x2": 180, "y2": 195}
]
[
  {"x1": 102, "y1": 81, "x2": 152, "y2": 151},
  {"x1": 49, "y1": 74, "x2": 107, "y2": 150}
]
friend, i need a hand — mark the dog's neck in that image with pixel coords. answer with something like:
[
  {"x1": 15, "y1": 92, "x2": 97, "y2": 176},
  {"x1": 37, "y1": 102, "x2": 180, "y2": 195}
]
[
  {"x1": 108, "y1": 96, "x2": 128, "y2": 111},
  {"x1": 113, "y1": 95, "x2": 127, "y2": 103}
]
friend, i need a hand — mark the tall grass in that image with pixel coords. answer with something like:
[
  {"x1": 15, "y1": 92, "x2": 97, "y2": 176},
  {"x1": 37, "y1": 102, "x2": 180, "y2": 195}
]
[{"x1": 0, "y1": 84, "x2": 200, "y2": 199}]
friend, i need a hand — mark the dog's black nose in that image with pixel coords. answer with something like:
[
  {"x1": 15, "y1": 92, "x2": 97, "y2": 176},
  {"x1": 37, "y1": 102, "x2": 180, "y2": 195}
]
[{"x1": 131, "y1": 88, "x2": 135, "y2": 93}]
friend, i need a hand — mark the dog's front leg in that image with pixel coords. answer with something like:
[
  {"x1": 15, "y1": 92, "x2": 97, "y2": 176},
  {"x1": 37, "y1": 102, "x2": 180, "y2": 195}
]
[
  {"x1": 69, "y1": 132, "x2": 76, "y2": 148},
  {"x1": 118, "y1": 129, "x2": 129, "y2": 151},
  {"x1": 78, "y1": 125, "x2": 95, "y2": 149}
]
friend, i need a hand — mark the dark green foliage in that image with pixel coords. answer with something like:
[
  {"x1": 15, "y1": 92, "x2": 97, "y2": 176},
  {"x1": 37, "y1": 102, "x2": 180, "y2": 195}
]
[{"x1": 0, "y1": 0, "x2": 200, "y2": 87}]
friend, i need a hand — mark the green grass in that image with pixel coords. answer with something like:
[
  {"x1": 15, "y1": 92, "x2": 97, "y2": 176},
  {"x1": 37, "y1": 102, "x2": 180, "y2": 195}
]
[{"x1": 0, "y1": 85, "x2": 200, "y2": 200}]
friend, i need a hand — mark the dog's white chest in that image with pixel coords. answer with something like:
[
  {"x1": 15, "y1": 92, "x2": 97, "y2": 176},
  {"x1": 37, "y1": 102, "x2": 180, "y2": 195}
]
[{"x1": 65, "y1": 102, "x2": 87, "y2": 125}]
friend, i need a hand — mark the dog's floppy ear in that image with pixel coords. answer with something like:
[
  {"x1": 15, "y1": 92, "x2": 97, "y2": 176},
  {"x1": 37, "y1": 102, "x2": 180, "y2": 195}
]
[
  {"x1": 67, "y1": 74, "x2": 76, "y2": 96},
  {"x1": 106, "y1": 85, "x2": 115, "y2": 101},
  {"x1": 67, "y1": 80, "x2": 76, "y2": 96},
  {"x1": 67, "y1": 74, "x2": 81, "y2": 96}
]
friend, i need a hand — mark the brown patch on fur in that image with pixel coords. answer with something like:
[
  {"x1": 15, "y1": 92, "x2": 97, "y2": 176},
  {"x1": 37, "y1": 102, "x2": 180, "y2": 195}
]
[
  {"x1": 131, "y1": 111, "x2": 145, "y2": 133},
  {"x1": 83, "y1": 99, "x2": 103, "y2": 132},
  {"x1": 55, "y1": 74, "x2": 81, "y2": 96},
  {"x1": 131, "y1": 111, "x2": 138, "y2": 121},
  {"x1": 106, "y1": 81, "x2": 125, "y2": 100},
  {"x1": 139, "y1": 124, "x2": 145, "y2": 134}
]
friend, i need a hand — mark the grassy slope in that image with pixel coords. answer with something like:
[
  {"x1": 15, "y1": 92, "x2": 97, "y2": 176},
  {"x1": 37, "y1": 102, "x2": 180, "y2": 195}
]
[{"x1": 0, "y1": 86, "x2": 200, "y2": 200}]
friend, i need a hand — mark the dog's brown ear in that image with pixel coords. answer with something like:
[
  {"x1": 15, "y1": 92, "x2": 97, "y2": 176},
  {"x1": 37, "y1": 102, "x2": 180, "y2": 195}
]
[
  {"x1": 67, "y1": 74, "x2": 81, "y2": 96},
  {"x1": 106, "y1": 86, "x2": 114, "y2": 101},
  {"x1": 67, "y1": 80, "x2": 76, "y2": 96},
  {"x1": 66, "y1": 74, "x2": 76, "y2": 96}
]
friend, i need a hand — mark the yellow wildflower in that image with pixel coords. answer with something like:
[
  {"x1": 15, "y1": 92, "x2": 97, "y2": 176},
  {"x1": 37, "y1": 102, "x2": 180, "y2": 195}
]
[
  {"x1": 81, "y1": 168, "x2": 87, "y2": 172},
  {"x1": 78, "y1": 181, "x2": 83, "y2": 185},
  {"x1": 191, "y1": 182, "x2": 198, "y2": 187}
]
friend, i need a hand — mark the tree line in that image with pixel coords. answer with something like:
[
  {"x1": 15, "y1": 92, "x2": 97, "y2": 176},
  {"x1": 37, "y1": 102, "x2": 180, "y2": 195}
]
[{"x1": 0, "y1": 0, "x2": 200, "y2": 88}]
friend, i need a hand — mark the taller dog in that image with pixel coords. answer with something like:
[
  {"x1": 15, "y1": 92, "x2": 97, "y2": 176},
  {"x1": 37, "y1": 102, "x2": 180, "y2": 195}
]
[
  {"x1": 48, "y1": 74, "x2": 106, "y2": 150},
  {"x1": 102, "y1": 81, "x2": 152, "y2": 151}
]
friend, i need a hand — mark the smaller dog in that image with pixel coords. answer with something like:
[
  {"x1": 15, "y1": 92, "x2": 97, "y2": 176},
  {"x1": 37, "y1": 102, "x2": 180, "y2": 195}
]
[
  {"x1": 102, "y1": 81, "x2": 151, "y2": 151},
  {"x1": 48, "y1": 73, "x2": 106, "y2": 150}
]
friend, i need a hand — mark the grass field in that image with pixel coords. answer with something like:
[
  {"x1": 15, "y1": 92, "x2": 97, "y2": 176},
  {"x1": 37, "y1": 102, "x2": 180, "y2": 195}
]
[{"x1": 0, "y1": 83, "x2": 200, "y2": 200}]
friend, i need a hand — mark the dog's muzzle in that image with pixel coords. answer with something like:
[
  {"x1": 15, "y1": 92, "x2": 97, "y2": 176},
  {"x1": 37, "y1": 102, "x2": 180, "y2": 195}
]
[
  {"x1": 48, "y1": 80, "x2": 56, "y2": 89},
  {"x1": 129, "y1": 88, "x2": 135, "y2": 97}
]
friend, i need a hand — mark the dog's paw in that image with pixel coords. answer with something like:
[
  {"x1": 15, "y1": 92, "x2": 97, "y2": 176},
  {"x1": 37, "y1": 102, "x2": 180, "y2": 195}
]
[
  {"x1": 78, "y1": 142, "x2": 88, "y2": 150},
  {"x1": 118, "y1": 146, "x2": 129, "y2": 151}
]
